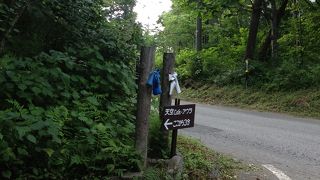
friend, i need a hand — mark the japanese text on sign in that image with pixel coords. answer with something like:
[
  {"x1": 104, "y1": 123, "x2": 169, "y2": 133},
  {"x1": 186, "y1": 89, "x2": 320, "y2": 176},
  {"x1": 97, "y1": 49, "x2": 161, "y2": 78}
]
[
  {"x1": 162, "y1": 104, "x2": 195, "y2": 130},
  {"x1": 164, "y1": 107, "x2": 193, "y2": 116}
]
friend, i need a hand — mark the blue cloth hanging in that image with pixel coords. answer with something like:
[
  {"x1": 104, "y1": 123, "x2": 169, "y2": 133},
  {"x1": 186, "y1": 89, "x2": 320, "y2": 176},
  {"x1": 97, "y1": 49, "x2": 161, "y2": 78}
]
[{"x1": 147, "y1": 69, "x2": 162, "y2": 95}]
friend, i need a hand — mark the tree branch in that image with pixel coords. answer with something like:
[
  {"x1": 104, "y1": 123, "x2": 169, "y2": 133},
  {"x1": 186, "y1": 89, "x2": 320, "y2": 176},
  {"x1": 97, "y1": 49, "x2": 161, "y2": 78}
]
[
  {"x1": 302, "y1": 0, "x2": 317, "y2": 10},
  {"x1": 0, "y1": 0, "x2": 31, "y2": 55}
]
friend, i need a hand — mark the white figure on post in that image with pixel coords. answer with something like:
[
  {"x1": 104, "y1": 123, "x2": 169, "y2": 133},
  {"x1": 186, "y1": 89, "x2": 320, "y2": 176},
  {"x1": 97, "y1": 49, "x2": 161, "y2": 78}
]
[{"x1": 169, "y1": 72, "x2": 181, "y2": 95}]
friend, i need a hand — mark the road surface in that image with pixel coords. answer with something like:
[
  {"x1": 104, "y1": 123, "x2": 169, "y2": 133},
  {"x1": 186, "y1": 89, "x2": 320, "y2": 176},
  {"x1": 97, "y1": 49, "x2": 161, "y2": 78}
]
[{"x1": 180, "y1": 101, "x2": 320, "y2": 180}]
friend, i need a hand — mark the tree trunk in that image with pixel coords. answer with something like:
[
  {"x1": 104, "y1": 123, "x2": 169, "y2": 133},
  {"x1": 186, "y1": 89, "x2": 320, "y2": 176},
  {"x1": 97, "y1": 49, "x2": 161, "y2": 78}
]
[
  {"x1": 244, "y1": 0, "x2": 263, "y2": 61},
  {"x1": 135, "y1": 46, "x2": 155, "y2": 168},
  {"x1": 270, "y1": 0, "x2": 278, "y2": 60},
  {"x1": 196, "y1": 13, "x2": 202, "y2": 52},
  {"x1": 259, "y1": 0, "x2": 289, "y2": 60}
]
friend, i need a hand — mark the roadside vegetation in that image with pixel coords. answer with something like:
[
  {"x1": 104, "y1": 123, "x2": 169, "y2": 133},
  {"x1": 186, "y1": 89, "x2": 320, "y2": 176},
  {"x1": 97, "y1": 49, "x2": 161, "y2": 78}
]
[
  {"x1": 177, "y1": 136, "x2": 243, "y2": 180},
  {"x1": 180, "y1": 85, "x2": 320, "y2": 119},
  {"x1": 1, "y1": 0, "x2": 319, "y2": 179},
  {"x1": 156, "y1": 0, "x2": 320, "y2": 91},
  {"x1": 143, "y1": 135, "x2": 243, "y2": 180},
  {"x1": 0, "y1": 0, "x2": 142, "y2": 178},
  {"x1": 152, "y1": 0, "x2": 320, "y2": 118}
]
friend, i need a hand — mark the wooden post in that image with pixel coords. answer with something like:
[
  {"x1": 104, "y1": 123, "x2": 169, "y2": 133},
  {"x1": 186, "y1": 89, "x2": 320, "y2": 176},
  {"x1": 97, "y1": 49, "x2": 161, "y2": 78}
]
[
  {"x1": 135, "y1": 46, "x2": 155, "y2": 167},
  {"x1": 170, "y1": 98, "x2": 180, "y2": 158},
  {"x1": 159, "y1": 53, "x2": 175, "y2": 150}
]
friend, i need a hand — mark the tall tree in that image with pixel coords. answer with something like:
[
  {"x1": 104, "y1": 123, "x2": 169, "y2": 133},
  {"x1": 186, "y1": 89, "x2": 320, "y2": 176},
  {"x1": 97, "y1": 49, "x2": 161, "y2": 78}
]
[
  {"x1": 259, "y1": 0, "x2": 289, "y2": 61},
  {"x1": 196, "y1": 0, "x2": 202, "y2": 51},
  {"x1": 244, "y1": 0, "x2": 263, "y2": 61}
]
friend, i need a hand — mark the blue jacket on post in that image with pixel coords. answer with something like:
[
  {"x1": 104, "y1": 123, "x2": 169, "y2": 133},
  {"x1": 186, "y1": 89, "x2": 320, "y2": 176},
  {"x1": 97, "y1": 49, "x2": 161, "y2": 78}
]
[{"x1": 147, "y1": 69, "x2": 162, "y2": 95}]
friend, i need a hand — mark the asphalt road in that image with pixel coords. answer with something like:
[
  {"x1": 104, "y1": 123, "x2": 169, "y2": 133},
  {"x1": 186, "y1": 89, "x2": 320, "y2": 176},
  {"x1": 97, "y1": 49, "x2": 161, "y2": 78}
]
[{"x1": 180, "y1": 101, "x2": 320, "y2": 180}]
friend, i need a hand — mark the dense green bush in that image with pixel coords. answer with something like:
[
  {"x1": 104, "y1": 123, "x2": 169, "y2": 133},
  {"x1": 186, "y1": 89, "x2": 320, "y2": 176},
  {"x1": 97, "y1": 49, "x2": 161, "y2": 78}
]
[
  {"x1": 0, "y1": 0, "x2": 144, "y2": 178},
  {"x1": 0, "y1": 48, "x2": 140, "y2": 178},
  {"x1": 0, "y1": 101, "x2": 140, "y2": 179},
  {"x1": 176, "y1": 47, "x2": 244, "y2": 86},
  {"x1": 263, "y1": 62, "x2": 320, "y2": 91},
  {"x1": 175, "y1": 49, "x2": 197, "y2": 81}
]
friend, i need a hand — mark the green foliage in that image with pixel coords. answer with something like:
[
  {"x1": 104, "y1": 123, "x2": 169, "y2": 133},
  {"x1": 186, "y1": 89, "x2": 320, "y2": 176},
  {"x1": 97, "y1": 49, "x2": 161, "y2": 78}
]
[
  {"x1": 155, "y1": 51, "x2": 164, "y2": 68},
  {"x1": 142, "y1": 167, "x2": 173, "y2": 180},
  {"x1": 0, "y1": 0, "x2": 143, "y2": 178},
  {"x1": 0, "y1": 49, "x2": 140, "y2": 178},
  {"x1": 263, "y1": 61, "x2": 320, "y2": 91},
  {"x1": 158, "y1": 0, "x2": 251, "y2": 86},
  {"x1": 0, "y1": 100, "x2": 140, "y2": 179},
  {"x1": 176, "y1": 43, "x2": 244, "y2": 85},
  {"x1": 148, "y1": 98, "x2": 170, "y2": 159},
  {"x1": 157, "y1": 10, "x2": 196, "y2": 52},
  {"x1": 175, "y1": 49, "x2": 198, "y2": 81},
  {"x1": 0, "y1": 0, "x2": 142, "y2": 60},
  {"x1": 0, "y1": 48, "x2": 135, "y2": 107},
  {"x1": 159, "y1": 0, "x2": 320, "y2": 90}
]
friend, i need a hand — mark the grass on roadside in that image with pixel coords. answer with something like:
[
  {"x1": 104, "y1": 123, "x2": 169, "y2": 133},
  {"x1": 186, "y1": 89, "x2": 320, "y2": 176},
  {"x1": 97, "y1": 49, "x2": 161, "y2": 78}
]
[
  {"x1": 180, "y1": 85, "x2": 320, "y2": 119},
  {"x1": 142, "y1": 167, "x2": 172, "y2": 180},
  {"x1": 177, "y1": 136, "x2": 243, "y2": 180},
  {"x1": 143, "y1": 135, "x2": 244, "y2": 180}
]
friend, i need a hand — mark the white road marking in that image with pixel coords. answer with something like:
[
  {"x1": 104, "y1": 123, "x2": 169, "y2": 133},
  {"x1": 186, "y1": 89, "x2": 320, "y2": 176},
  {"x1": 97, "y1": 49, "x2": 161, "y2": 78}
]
[{"x1": 262, "y1": 164, "x2": 292, "y2": 180}]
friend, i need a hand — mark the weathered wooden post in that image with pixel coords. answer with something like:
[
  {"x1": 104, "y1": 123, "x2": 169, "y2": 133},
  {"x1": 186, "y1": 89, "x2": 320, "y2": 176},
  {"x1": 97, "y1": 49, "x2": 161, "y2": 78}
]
[
  {"x1": 159, "y1": 53, "x2": 175, "y2": 149},
  {"x1": 135, "y1": 46, "x2": 155, "y2": 167},
  {"x1": 171, "y1": 98, "x2": 180, "y2": 157}
]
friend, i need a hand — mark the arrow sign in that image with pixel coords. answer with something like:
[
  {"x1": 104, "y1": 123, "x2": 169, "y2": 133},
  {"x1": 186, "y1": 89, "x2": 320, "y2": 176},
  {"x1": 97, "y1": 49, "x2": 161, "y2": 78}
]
[
  {"x1": 162, "y1": 104, "x2": 195, "y2": 130},
  {"x1": 164, "y1": 119, "x2": 173, "y2": 130}
]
